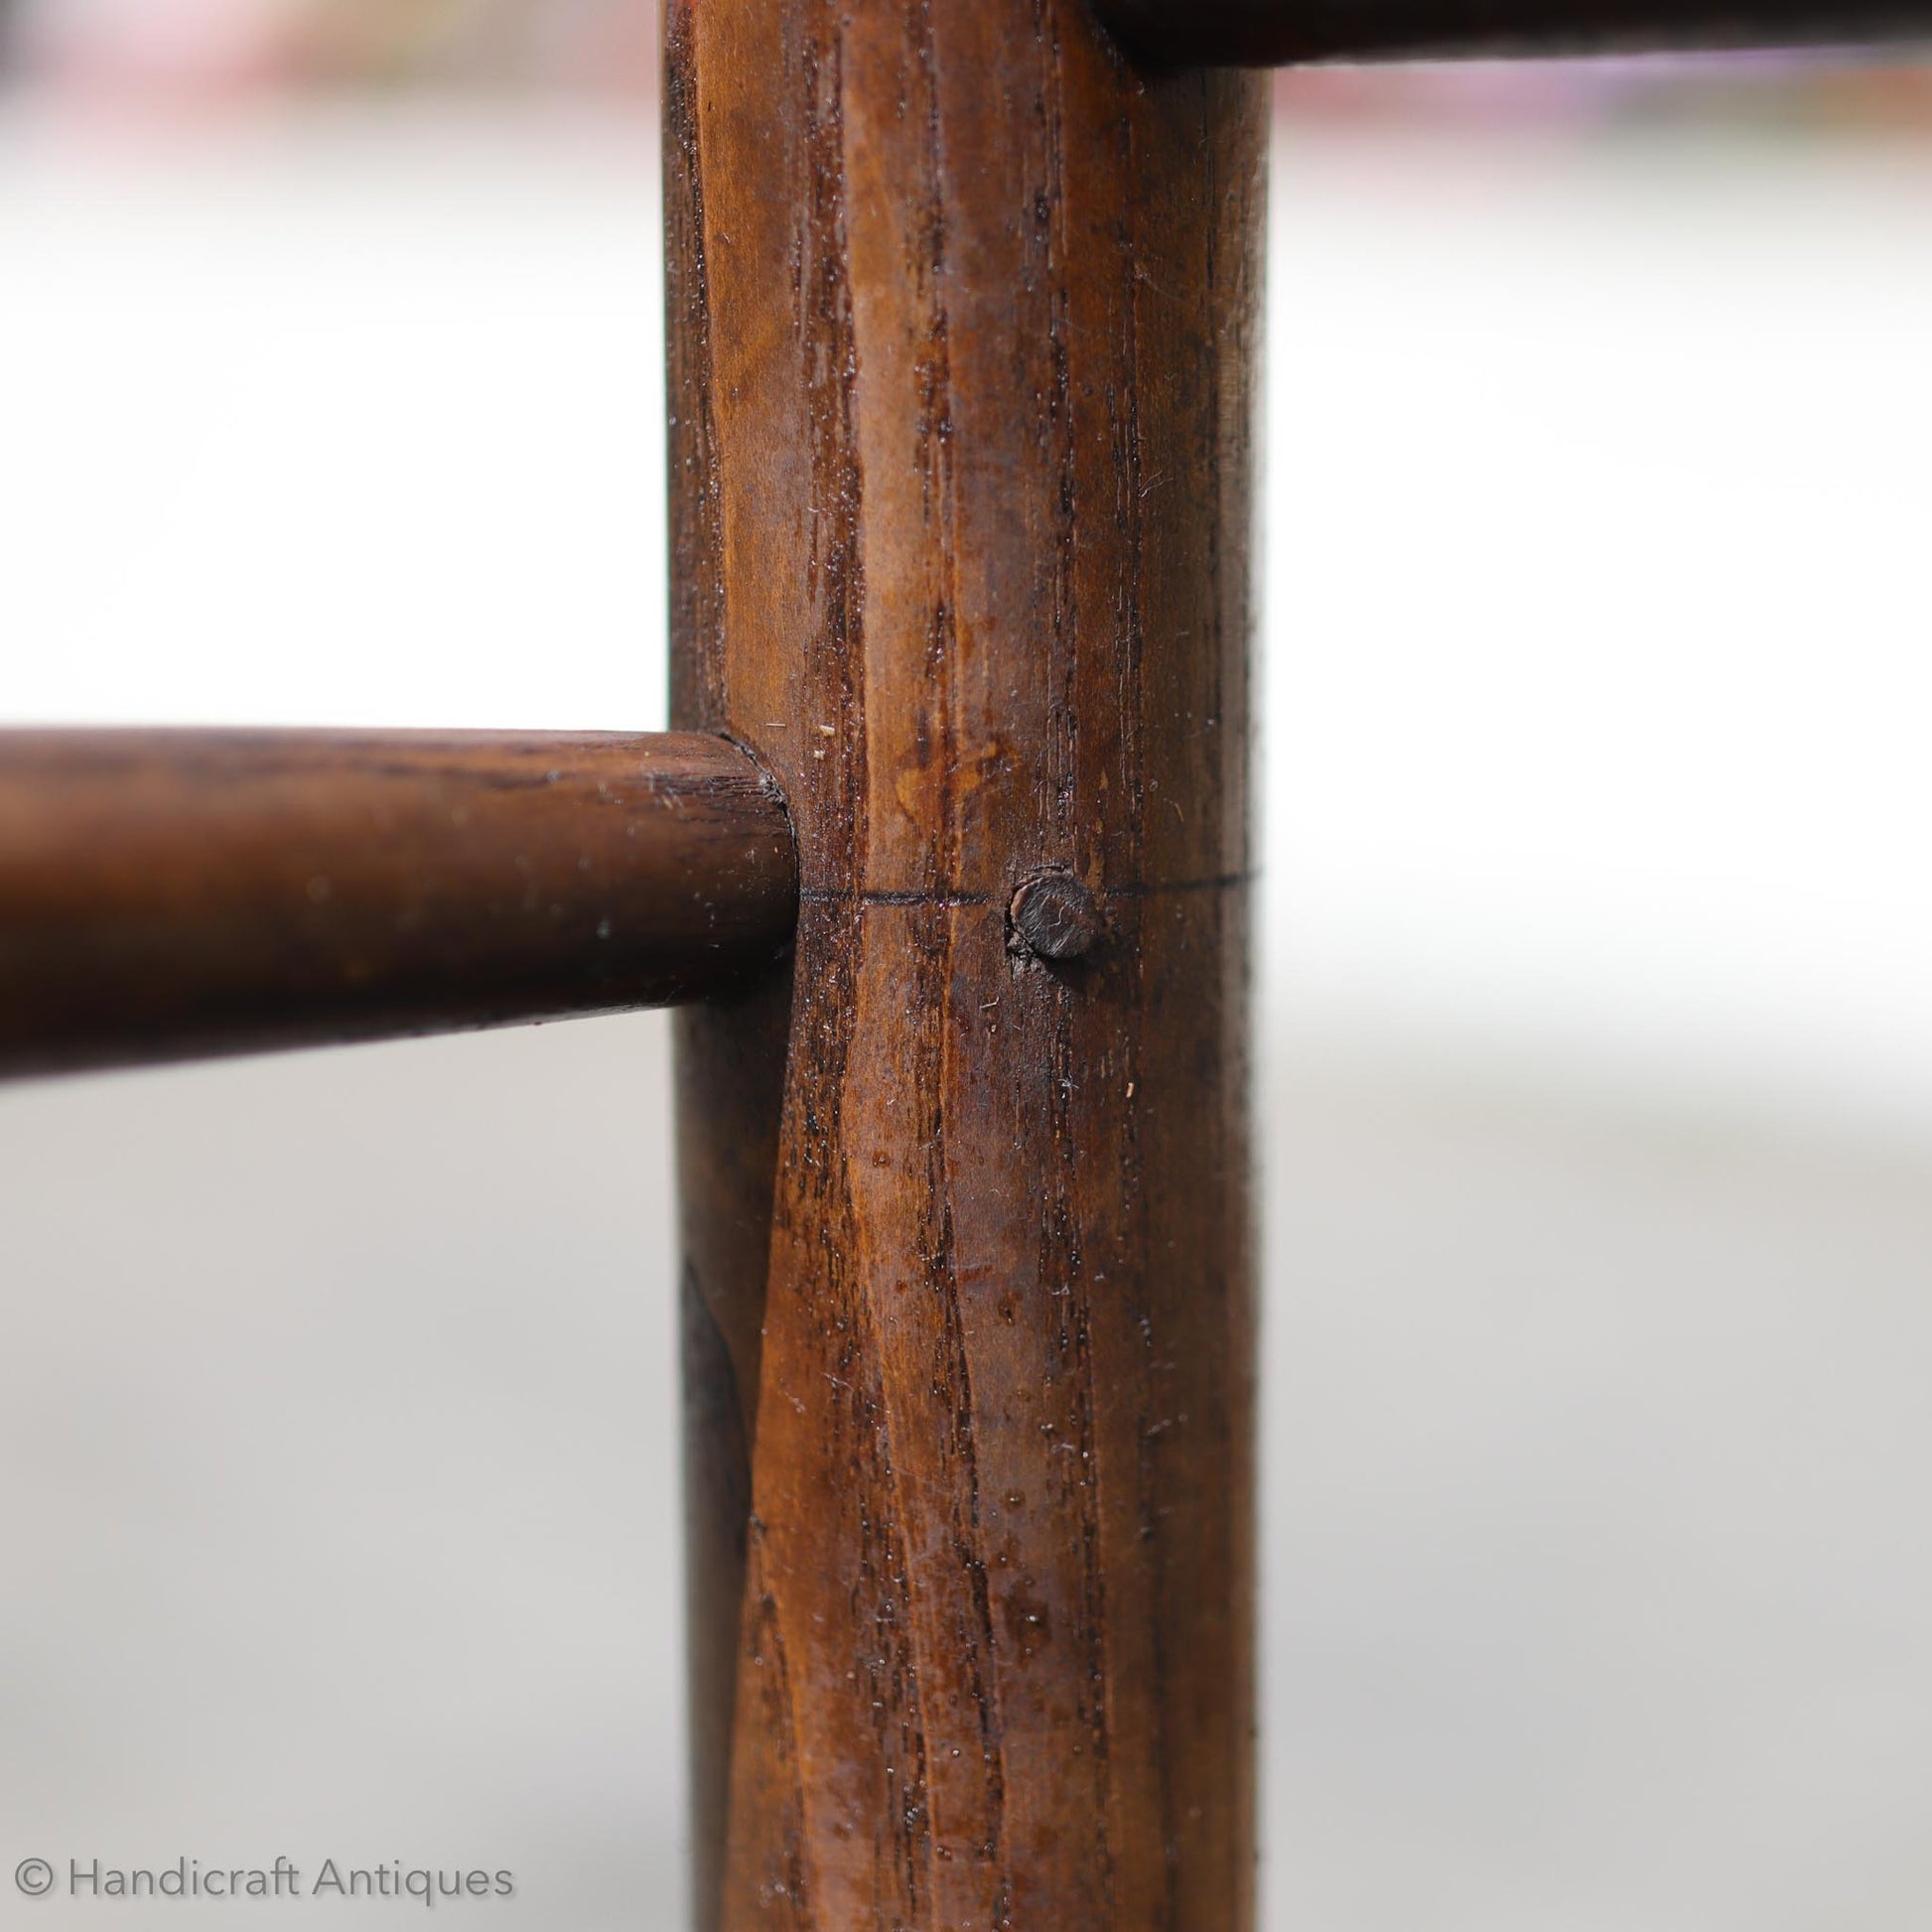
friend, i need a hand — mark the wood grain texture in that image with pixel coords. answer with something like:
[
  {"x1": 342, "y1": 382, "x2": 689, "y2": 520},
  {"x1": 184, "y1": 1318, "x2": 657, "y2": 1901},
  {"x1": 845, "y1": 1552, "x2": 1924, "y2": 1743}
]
[
  {"x1": 666, "y1": 4, "x2": 1266, "y2": 1926},
  {"x1": 0, "y1": 730, "x2": 795, "y2": 1078},
  {"x1": 1094, "y1": 0, "x2": 1932, "y2": 65}
]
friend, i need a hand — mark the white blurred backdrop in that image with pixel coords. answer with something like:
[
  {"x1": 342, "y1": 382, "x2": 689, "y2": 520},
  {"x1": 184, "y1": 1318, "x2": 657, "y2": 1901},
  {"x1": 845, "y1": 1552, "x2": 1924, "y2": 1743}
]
[{"x1": 3, "y1": 73, "x2": 1932, "y2": 1929}]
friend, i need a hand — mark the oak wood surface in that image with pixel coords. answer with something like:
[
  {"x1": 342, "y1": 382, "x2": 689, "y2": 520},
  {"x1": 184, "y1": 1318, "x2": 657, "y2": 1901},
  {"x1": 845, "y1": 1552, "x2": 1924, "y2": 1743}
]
[
  {"x1": 666, "y1": 4, "x2": 1266, "y2": 1926},
  {"x1": 1094, "y1": 0, "x2": 1931, "y2": 65},
  {"x1": 0, "y1": 730, "x2": 794, "y2": 1078}
]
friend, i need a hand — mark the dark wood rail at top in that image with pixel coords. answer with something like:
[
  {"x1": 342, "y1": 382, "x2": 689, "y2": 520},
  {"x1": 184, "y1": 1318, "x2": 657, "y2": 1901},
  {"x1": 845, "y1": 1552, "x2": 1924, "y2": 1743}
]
[
  {"x1": 1095, "y1": 0, "x2": 1932, "y2": 63},
  {"x1": 0, "y1": 730, "x2": 796, "y2": 1079}
]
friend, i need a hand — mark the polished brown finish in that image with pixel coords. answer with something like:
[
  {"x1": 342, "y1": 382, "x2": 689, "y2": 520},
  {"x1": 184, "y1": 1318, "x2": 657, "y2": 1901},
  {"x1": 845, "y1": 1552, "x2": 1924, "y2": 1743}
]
[
  {"x1": 1094, "y1": 0, "x2": 1932, "y2": 65},
  {"x1": 0, "y1": 730, "x2": 795, "y2": 1078},
  {"x1": 667, "y1": 1, "x2": 1265, "y2": 1925}
]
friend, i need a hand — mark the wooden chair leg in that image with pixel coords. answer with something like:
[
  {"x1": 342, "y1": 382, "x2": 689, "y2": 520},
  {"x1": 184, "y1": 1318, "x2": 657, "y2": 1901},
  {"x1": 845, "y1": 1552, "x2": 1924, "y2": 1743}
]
[{"x1": 666, "y1": 4, "x2": 1267, "y2": 1925}]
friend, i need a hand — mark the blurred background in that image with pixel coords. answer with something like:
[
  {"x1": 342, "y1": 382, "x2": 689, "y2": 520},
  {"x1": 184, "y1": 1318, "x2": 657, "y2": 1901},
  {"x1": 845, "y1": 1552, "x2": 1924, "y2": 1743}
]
[{"x1": 4, "y1": 7, "x2": 1932, "y2": 1927}]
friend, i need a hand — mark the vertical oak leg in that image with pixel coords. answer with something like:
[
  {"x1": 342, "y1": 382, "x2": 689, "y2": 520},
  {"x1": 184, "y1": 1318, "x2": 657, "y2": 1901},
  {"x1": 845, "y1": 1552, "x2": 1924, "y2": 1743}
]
[{"x1": 667, "y1": 3, "x2": 1267, "y2": 1926}]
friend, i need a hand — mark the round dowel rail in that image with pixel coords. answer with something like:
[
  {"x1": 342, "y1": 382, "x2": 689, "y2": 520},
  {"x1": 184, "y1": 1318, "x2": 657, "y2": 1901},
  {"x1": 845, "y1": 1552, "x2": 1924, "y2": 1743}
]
[
  {"x1": 1094, "y1": 0, "x2": 1932, "y2": 64},
  {"x1": 0, "y1": 729, "x2": 796, "y2": 1079}
]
